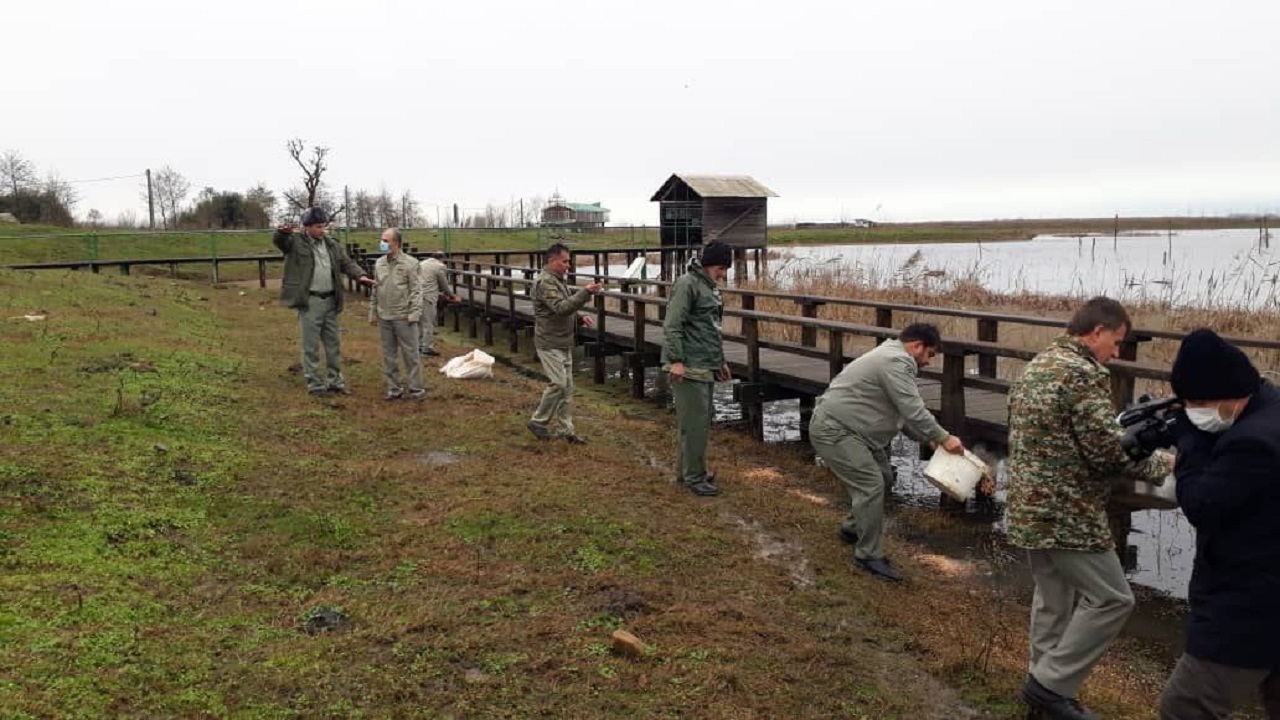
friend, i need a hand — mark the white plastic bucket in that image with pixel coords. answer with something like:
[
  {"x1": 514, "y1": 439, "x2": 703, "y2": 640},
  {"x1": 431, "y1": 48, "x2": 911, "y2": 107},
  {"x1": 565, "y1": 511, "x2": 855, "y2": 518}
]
[{"x1": 923, "y1": 447, "x2": 991, "y2": 502}]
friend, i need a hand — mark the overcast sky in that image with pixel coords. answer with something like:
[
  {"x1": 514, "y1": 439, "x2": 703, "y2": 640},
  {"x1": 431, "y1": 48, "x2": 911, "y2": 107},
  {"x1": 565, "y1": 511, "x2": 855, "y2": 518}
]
[{"x1": 5, "y1": 0, "x2": 1278, "y2": 225}]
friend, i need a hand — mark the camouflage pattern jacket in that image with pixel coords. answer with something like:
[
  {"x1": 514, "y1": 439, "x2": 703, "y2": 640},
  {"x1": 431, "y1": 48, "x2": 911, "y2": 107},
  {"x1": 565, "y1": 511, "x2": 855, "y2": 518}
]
[{"x1": 1006, "y1": 335, "x2": 1166, "y2": 551}]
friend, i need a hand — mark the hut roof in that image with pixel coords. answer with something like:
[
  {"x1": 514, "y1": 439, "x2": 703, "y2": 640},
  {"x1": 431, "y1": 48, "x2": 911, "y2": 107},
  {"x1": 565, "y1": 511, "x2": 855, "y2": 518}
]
[{"x1": 650, "y1": 174, "x2": 777, "y2": 201}]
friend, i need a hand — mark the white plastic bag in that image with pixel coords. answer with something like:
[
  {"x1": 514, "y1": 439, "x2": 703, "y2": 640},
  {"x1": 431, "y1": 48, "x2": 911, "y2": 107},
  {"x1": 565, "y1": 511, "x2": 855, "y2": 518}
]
[{"x1": 439, "y1": 349, "x2": 495, "y2": 379}]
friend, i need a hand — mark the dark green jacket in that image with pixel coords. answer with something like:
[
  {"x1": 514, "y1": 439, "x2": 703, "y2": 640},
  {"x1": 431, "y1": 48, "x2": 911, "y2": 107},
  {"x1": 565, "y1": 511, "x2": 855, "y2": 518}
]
[
  {"x1": 273, "y1": 230, "x2": 368, "y2": 312},
  {"x1": 661, "y1": 261, "x2": 724, "y2": 371},
  {"x1": 532, "y1": 268, "x2": 590, "y2": 350}
]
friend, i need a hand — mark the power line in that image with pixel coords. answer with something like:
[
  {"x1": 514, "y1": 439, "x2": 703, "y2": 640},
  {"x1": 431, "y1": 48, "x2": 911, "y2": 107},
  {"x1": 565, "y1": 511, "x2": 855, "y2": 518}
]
[{"x1": 65, "y1": 172, "x2": 146, "y2": 183}]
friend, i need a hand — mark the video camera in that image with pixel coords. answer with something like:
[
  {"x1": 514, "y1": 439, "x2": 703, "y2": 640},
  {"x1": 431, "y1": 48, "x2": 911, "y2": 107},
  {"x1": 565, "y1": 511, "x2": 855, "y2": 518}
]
[{"x1": 1117, "y1": 394, "x2": 1181, "y2": 462}]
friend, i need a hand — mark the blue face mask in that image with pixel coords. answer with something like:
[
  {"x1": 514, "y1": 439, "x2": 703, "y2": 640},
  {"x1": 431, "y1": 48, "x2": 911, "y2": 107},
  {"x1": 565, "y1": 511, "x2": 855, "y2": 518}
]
[{"x1": 379, "y1": 240, "x2": 390, "y2": 253}]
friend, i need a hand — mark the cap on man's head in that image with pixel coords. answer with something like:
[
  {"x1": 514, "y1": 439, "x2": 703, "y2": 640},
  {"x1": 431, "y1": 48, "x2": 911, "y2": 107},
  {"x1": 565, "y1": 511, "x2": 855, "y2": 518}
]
[
  {"x1": 700, "y1": 241, "x2": 733, "y2": 269},
  {"x1": 1170, "y1": 328, "x2": 1261, "y2": 400},
  {"x1": 301, "y1": 207, "x2": 329, "y2": 227}
]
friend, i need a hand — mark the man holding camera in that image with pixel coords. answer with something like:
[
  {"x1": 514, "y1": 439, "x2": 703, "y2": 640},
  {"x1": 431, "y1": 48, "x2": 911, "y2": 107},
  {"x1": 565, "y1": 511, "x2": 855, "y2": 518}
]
[
  {"x1": 1007, "y1": 297, "x2": 1169, "y2": 720},
  {"x1": 1159, "y1": 329, "x2": 1280, "y2": 719}
]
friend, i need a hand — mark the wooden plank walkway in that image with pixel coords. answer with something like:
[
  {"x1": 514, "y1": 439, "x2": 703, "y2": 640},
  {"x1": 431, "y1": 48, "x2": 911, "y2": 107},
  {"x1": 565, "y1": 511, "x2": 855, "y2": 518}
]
[{"x1": 452, "y1": 290, "x2": 1013, "y2": 445}]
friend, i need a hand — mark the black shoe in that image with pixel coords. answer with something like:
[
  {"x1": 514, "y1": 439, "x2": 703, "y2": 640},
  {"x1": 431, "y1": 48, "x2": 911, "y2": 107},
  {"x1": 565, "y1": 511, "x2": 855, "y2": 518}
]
[
  {"x1": 1022, "y1": 676, "x2": 1098, "y2": 720},
  {"x1": 384, "y1": 391, "x2": 403, "y2": 401},
  {"x1": 563, "y1": 434, "x2": 587, "y2": 445},
  {"x1": 687, "y1": 481, "x2": 721, "y2": 497},
  {"x1": 527, "y1": 421, "x2": 551, "y2": 440},
  {"x1": 407, "y1": 389, "x2": 426, "y2": 401},
  {"x1": 855, "y1": 557, "x2": 903, "y2": 583},
  {"x1": 308, "y1": 388, "x2": 329, "y2": 396},
  {"x1": 328, "y1": 386, "x2": 352, "y2": 396},
  {"x1": 838, "y1": 526, "x2": 859, "y2": 545},
  {"x1": 423, "y1": 349, "x2": 441, "y2": 357}
]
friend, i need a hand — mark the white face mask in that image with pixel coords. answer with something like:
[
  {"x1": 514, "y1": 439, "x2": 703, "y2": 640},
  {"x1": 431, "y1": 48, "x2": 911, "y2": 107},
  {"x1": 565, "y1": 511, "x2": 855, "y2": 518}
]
[
  {"x1": 379, "y1": 240, "x2": 391, "y2": 253},
  {"x1": 1186, "y1": 404, "x2": 1234, "y2": 433}
]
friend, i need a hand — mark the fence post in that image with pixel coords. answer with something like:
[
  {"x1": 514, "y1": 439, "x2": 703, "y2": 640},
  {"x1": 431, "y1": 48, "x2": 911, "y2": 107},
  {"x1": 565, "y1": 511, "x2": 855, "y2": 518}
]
[
  {"x1": 977, "y1": 318, "x2": 999, "y2": 377},
  {"x1": 828, "y1": 329, "x2": 845, "y2": 379},
  {"x1": 507, "y1": 276, "x2": 519, "y2": 353},
  {"x1": 874, "y1": 307, "x2": 892, "y2": 344},
  {"x1": 631, "y1": 299, "x2": 647, "y2": 399},
  {"x1": 209, "y1": 233, "x2": 220, "y2": 284},
  {"x1": 593, "y1": 294, "x2": 607, "y2": 384},
  {"x1": 799, "y1": 299, "x2": 822, "y2": 348},
  {"x1": 258, "y1": 259, "x2": 267, "y2": 288},
  {"x1": 743, "y1": 311, "x2": 764, "y2": 440},
  {"x1": 1111, "y1": 336, "x2": 1141, "y2": 411},
  {"x1": 940, "y1": 350, "x2": 968, "y2": 440},
  {"x1": 482, "y1": 275, "x2": 494, "y2": 346}
]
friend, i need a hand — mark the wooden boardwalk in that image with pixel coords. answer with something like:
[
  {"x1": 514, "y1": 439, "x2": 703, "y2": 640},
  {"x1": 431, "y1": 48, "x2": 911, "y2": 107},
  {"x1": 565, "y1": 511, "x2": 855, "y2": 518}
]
[{"x1": 447, "y1": 285, "x2": 1014, "y2": 446}]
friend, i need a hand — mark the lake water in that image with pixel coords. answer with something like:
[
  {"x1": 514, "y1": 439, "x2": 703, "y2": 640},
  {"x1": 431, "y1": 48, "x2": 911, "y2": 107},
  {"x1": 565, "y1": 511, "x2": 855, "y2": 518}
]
[{"x1": 596, "y1": 228, "x2": 1280, "y2": 309}]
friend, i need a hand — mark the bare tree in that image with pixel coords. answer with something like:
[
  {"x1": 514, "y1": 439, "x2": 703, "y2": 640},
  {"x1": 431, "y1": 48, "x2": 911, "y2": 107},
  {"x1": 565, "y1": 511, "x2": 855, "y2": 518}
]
[
  {"x1": 0, "y1": 150, "x2": 37, "y2": 197},
  {"x1": 281, "y1": 138, "x2": 345, "y2": 221},
  {"x1": 352, "y1": 190, "x2": 376, "y2": 229},
  {"x1": 400, "y1": 190, "x2": 422, "y2": 228},
  {"x1": 245, "y1": 183, "x2": 276, "y2": 228},
  {"x1": 43, "y1": 172, "x2": 79, "y2": 212},
  {"x1": 86, "y1": 209, "x2": 103, "y2": 227},
  {"x1": 146, "y1": 165, "x2": 190, "y2": 229},
  {"x1": 115, "y1": 209, "x2": 140, "y2": 229},
  {"x1": 373, "y1": 186, "x2": 398, "y2": 228}
]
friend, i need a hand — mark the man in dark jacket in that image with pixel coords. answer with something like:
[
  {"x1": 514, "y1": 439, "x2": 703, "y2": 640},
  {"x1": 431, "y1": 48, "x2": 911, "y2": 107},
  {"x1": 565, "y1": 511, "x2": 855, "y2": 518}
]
[
  {"x1": 1160, "y1": 328, "x2": 1280, "y2": 719},
  {"x1": 662, "y1": 241, "x2": 732, "y2": 497},
  {"x1": 274, "y1": 207, "x2": 374, "y2": 395}
]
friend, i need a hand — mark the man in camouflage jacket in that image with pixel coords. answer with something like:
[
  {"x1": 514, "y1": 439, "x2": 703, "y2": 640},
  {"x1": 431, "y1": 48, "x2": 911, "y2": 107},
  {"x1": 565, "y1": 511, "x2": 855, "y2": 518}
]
[{"x1": 1007, "y1": 296, "x2": 1170, "y2": 720}]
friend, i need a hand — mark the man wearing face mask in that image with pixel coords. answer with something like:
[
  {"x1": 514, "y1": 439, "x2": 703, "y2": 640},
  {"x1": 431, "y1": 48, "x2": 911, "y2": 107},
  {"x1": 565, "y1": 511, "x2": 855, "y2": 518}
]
[
  {"x1": 1006, "y1": 296, "x2": 1170, "y2": 720},
  {"x1": 368, "y1": 228, "x2": 424, "y2": 401},
  {"x1": 1159, "y1": 328, "x2": 1279, "y2": 720},
  {"x1": 274, "y1": 207, "x2": 375, "y2": 396}
]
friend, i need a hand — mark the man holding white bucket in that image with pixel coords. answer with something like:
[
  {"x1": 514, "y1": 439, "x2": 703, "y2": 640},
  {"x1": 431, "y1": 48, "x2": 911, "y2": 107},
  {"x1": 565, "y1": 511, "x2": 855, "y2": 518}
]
[
  {"x1": 1007, "y1": 297, "x2": 1170, "y2": 720},
  {"x1": 809, "y1": 323, "x2": 964, "y2": 582}
]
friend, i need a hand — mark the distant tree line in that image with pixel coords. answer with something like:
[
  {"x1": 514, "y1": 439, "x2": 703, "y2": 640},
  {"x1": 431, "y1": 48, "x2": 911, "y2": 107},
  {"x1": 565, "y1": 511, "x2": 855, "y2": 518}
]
[{"x1": 0, "y1": 150, "x2": 78, "y2": 226}]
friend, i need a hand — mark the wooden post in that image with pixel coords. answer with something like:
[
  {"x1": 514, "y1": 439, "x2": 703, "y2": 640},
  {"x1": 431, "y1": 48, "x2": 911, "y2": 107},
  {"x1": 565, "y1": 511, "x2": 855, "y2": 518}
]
[
  {"x1": 593, "y1": 294, "x2": 607, "y2": 385},
  {"x1": 874, "y1": 307, "x2": 892, "y2": 344},
  {"x1": 828, "y1": 330, "x2": 845, "y2": 379},
  {"x1": 800, "y1": 300, "x2": 821, "y2": 348},
  {"x1": 120, "y1": 263, "x2": 130, "y2": 276},
  {"x1": 733, "y1": 248, "x2": 747, "y2": 284},
  {"x1": 977, "y1": 318, "x2": 999, "y2": 377},
  {"x1": 657, "y1": 282, "x2": 668, "y2": 321},
  {"x1": 631, "y1": 299, "x2": 647, "y2": 399},
  {"x1": 940, "y1": 350, "x2": 968, "y2": 439},
  {"x1": 507, "y1": 278, "x2": 519, "y2": 353},
  {"x1": 482, "y1": 276, "x2": 494, "y2": 346},
  {"x1": 258, "y1": 259, "x2": 267, "y2": 288},
  {"x1": 466, "y1": 265, "x2": 478, "y2": 338},
  {"x1": 743, "y1": 312, "x2": 763, "y2": 441},
  {"x1": 1111, "y1": 337, "x2": 1140, "y2": 411}
]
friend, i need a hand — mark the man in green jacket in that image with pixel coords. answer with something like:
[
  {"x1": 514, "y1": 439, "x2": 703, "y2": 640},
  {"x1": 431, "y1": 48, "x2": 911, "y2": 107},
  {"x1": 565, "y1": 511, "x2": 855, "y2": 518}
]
[
  {"x1": 274, "y1": 207, "x2": 374, "y2": 396},
  {"x1": 368, "y1": 228, "x2": 423, "y2": 401},
  {"x1": 810, "y1": 323, "x2": 965, "y2": 581},
  {"x1": 662, "y1": 241, "x2": 733, "y2": 497},
  {"x1": 1007, "y1": 297, "x2": 1170, "y2": 720},
  {"x1": 527, "y1": 243, "x2": 602, "y2": 443}
]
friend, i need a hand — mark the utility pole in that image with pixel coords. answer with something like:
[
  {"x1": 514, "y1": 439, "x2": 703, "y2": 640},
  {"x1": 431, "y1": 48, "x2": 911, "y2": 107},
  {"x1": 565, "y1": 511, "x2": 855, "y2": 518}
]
[{"x1": 146, "y1": 168, "x2": 155, "y2": 230}]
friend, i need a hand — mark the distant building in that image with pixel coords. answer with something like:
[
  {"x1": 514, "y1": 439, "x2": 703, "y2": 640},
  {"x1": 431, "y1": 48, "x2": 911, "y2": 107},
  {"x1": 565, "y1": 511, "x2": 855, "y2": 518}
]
[
  {"x1": 540, "y1": 194, "x2": 609, "y2": 231},
  {"x1": 650, "y1": 174, "x2": 776, "y2": 247}
]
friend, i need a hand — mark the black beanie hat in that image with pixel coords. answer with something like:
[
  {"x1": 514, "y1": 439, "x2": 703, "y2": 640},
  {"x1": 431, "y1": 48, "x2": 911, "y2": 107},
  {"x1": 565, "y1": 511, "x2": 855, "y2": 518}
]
[
  {"x1": 301, "y1": 207, "x2": 329, "y2": 226},
  {"x1": 1170, "y1": 328, "x2": 1261, "y2": 400},
  {"x1": 700, "y1": 241, "x2": 732, "y2": 269}
]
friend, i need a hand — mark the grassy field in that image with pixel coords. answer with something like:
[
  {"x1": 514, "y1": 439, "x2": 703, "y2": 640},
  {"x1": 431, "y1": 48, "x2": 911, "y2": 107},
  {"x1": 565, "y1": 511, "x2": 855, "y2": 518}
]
[{"x1": 0, "y1": 267, "x2": 1197, "y2": 719}]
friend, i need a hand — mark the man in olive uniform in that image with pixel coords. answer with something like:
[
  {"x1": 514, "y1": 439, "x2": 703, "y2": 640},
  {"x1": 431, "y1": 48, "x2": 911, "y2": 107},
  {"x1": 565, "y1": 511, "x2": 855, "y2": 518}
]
[
  {"x1": 1007, "y1": 296, "x2": 1171, "y2": 720},
  {"x1": 416, "y1": 251, "x2": 456, "y2": 357},
  {"x1": 368, "y1": 228, "x2": 423, "y2": 400},
  {"x1": 527, "y1": 243, "x2": 602, "y2": 443},
  {"x1": 662, "y1": 241, "x2": 733, "y2": 497},
  {"x1": 809, "y1": 323, "x2": 965, "y2": 582},
  {"x1": 273, "y1": 207, "x2": 374, "y2": 396}
]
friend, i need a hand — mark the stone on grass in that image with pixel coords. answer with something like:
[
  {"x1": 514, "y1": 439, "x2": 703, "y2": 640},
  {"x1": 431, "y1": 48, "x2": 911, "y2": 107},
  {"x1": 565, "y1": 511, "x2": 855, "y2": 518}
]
[{"x1": 611, "y1": 629, "x2": 647, "y2": 659}]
